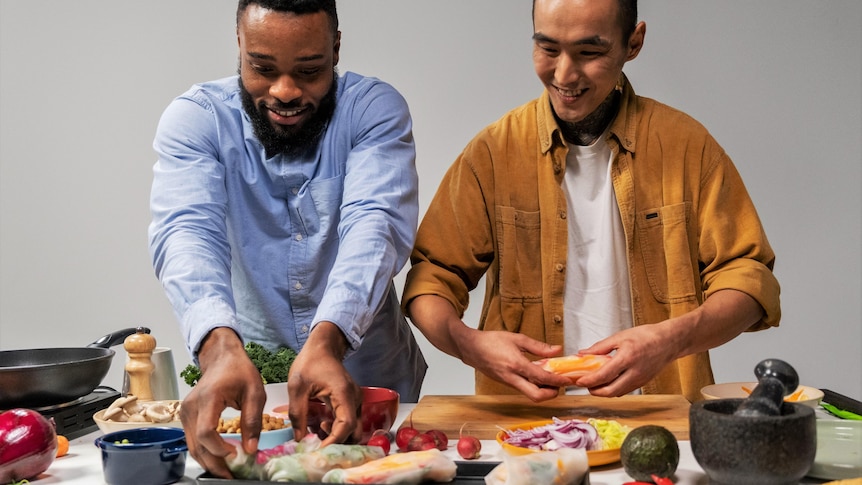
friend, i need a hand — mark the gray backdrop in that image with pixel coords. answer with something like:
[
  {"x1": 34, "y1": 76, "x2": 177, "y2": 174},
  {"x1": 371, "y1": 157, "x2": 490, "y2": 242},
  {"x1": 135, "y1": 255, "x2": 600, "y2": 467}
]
[{"x1": 2, "y1": 1, "x2": 860, "y2": 401}]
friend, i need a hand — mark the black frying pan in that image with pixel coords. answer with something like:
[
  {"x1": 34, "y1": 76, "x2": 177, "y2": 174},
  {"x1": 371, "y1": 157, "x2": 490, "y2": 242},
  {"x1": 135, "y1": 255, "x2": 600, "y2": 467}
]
[{"x1": 0, "y1": 327, "x2": 149, "y2": 409}]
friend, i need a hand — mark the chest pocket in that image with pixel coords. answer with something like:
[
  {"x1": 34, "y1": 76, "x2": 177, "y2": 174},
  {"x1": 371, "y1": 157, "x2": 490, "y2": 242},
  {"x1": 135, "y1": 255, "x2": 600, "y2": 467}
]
[
  {"x1": 635, "y1": 201, "x2": 698, "y2": 303},
  {"x1": 297, "y1": 175, "x2": 344, "y2": 237},
  {"x1": 495, "y1": 206, "x2": 543, "y2": 301}
]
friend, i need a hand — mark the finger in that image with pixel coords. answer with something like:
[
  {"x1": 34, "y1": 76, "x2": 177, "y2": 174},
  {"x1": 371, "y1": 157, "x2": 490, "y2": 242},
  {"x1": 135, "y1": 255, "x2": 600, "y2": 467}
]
[
  {"x1": 235, "y1": 382, "x2": 266, "y2": 453},
  {"x1": 517, "y1": 338, "x2": 564, "y2": 359},
  {"x1": 521, "y1": 359, "x2": 575, "y2": 389},
  {"x1": 196, "y1": 444, "x2": 233, "y2": 479},
  {"x1": 323, "y1": 398, "x2": 359, "y2": 445},
  {"x1": 504, "y1": 370, "x2": 562, "y2": 403},
  {"x1": 578, "y1": 337, "x2": 617, "y2": 356},
  {"x1": 287, "y1": 392, "x2": 310, "y2": 442}
]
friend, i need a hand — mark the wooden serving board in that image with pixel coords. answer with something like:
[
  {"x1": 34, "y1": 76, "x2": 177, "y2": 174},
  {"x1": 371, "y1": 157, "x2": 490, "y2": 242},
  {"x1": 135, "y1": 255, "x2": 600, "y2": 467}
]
[{"x1": 401, "y1": 394, "x2": 690, "y2": 440}]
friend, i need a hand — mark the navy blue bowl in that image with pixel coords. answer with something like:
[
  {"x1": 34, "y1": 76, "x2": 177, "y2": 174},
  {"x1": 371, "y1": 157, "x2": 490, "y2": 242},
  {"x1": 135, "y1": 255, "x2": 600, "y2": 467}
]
[{"x1": 94, "y1": 427, "x2": 188, "y2": 485}]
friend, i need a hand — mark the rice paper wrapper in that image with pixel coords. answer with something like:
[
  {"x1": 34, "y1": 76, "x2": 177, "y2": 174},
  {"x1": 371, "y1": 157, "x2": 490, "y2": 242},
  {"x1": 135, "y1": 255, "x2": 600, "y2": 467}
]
[
  {"x1": 321, "y1": 448, "x2": 457, "y2": 484},
  {"x1": 484, "y1": 448, "x2": 589, "y2": 485}
]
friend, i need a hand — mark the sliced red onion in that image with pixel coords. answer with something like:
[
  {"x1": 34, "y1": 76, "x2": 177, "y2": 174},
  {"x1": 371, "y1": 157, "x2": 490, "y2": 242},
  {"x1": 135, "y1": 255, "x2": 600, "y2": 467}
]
[{"x1": 503, "y1": 417, "x2": 603, "y2": 452}]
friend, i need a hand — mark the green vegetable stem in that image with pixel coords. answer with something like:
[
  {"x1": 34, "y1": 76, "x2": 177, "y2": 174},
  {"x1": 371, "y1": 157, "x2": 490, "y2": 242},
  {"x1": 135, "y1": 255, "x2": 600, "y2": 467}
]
[{"x1": 180, "y1": 341, "x2": 297, "y2": 387}]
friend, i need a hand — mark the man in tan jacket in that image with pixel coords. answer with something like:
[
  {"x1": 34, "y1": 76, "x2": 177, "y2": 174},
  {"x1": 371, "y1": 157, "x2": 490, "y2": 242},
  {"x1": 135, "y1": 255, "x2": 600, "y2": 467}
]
[{"x1": 403, "y1": 0, "x2": 780, "y2": 403}]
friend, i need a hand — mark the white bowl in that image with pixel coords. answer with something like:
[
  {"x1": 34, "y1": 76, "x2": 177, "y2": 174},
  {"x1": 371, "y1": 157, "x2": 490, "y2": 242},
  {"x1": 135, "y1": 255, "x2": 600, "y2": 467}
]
[{"x1": 700, "y1": 382, "x2": 824, "y2": 408}]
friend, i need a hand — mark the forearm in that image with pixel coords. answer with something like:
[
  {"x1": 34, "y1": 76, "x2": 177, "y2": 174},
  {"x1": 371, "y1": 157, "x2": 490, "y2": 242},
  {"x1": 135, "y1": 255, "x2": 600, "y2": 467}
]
[
  {"x1": 406, "y1": 295, "x2": 473, "y2": 361},
  {"x1": 665, "y1": 289, "x2": 764, "y2": 359}
]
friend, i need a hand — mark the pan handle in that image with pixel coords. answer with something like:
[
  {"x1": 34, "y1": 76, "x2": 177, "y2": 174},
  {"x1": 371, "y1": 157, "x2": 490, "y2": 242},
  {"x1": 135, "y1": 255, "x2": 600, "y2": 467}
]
[{"x1": 87, "y1": 327, "x2": 151, "y2": 349}]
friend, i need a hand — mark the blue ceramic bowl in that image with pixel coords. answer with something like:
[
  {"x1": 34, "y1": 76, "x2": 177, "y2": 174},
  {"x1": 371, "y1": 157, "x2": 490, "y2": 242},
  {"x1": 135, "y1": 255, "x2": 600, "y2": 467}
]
[
  {"x1": 94, "y1": 427, "x2": 188, "y2": 485},
  {"x1": 220, "y1": 425, "x2": 294, "y2": 450}
]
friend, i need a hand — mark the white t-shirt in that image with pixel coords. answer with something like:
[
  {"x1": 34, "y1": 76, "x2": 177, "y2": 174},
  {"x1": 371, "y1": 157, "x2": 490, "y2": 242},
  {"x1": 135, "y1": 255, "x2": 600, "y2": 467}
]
[{"x1": 561, "y1": 136, "x2": 633, "y2": 393}]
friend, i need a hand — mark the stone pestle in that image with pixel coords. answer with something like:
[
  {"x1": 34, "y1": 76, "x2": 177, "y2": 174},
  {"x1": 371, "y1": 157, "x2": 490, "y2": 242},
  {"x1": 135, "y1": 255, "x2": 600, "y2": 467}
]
[{"x1": 733, "y1": 358, "x2": 799, "y2": 417}]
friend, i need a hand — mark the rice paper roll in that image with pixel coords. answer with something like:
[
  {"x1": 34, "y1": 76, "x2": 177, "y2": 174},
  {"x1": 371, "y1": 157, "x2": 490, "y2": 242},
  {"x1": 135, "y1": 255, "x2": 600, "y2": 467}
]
[
  {"x1": 265, "y1": 444, "x2": 386, "y2": 482},
  {"x1": 484, "y1": 448, "x2": 588, "y2": 485},
  {"x1": 321, "y1": 448, "x2": 457, "y2": 484}
]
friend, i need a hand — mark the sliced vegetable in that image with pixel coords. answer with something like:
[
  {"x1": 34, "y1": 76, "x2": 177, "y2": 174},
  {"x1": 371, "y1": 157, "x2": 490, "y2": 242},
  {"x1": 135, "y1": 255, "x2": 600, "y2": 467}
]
[
  {"x1": 742, "y1": 385, "x2": 807, "y2": 402},
  {"x1": 503, "y1": 417, "x2": 602, "y2": 451},
  {"x1": 587, "y1": 418, "x2": 632, "y2": 450}
]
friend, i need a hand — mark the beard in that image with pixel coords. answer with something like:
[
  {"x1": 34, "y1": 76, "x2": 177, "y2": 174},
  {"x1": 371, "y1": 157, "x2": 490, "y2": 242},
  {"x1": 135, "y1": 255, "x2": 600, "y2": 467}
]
[{"x1": 239, "y1": 70, "x2": 338, "y2": 158}]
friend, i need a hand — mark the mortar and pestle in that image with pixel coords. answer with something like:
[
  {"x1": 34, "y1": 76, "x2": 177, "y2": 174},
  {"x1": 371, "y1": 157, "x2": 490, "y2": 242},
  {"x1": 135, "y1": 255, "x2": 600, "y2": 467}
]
[{"x1": 690, "y1": 359, "x2": 816, "y2": 484}]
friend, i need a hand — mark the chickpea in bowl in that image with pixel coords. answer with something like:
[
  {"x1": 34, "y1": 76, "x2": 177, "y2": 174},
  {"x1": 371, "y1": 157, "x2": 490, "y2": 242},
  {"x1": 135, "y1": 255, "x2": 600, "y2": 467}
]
[{"x1": 218, "y1": 413, "x2": 293, "y2": 450}]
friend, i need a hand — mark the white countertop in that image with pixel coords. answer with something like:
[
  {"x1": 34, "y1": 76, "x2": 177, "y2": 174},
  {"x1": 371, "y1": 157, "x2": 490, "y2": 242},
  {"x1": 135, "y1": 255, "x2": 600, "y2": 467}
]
[{"x1": 37, "y1": 401, "x2": 839, "y2": 485}]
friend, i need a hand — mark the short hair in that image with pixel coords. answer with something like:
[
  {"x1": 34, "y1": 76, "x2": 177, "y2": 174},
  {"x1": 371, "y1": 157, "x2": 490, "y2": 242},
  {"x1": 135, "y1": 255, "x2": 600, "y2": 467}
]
[
  {"x1": 532, "y1": 0, "x2": 637, "y2": 41},
  {"x1": 237, "y1": 0, "x2": 338, "y2": 35}
]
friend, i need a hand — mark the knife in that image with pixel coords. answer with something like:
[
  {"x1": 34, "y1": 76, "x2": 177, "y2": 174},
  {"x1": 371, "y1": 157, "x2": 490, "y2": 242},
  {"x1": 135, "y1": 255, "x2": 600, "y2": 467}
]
[{"x1": 820, "y1": 388, "x2": 862, "y2": 419}]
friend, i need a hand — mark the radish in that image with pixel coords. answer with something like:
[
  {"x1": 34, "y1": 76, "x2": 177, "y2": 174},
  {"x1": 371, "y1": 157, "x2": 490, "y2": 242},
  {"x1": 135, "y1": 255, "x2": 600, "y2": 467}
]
[
  {"x1": 424, "y1": 429, "x2": 449, "y2": 451},
  {"x1": 395, "y1": 414, "x2": 420, "y2": 450},
  {"x1": 366, "y1": 433, "x2": 391, "y2": 455},
  {"x1": 456, "y1": 423, "x2": 481, "y2": 460},
  {"x1": 407, "y1": 433, "x2": 437, "y2": 451}
]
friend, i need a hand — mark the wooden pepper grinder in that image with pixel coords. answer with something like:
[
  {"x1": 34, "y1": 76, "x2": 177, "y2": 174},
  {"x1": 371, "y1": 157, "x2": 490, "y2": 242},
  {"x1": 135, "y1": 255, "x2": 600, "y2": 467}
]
[
  {"x1": 124, "y1": 327, "x2": 156, "y2": 401},
  {"x1": 734, "y1": 358, "x2": 799, "y2": 417}
]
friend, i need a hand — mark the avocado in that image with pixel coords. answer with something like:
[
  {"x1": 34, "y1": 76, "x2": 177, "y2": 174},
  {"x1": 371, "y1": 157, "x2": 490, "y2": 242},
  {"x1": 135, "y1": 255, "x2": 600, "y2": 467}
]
[{"x1": 620, "y1": 425, "x2": 680, "y2": 482}]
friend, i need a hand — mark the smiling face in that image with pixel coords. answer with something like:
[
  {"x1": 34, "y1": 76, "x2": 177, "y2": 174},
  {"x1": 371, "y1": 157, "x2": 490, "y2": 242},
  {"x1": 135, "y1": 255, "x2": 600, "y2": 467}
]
[
  {"x1": 237, "y1": 5, "x2": 340, "y2": 156},
  {"x1": 532, "y1": 0, "x2": 644, "y2": 124}
]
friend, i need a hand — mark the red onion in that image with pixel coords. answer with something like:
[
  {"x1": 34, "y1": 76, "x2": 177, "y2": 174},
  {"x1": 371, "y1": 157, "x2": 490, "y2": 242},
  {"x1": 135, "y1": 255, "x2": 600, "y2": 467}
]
[
  {"x1": 0, "y1": 409, "x2": 58, "y2": 483},
  {"x1": 503, "y1": 417, "x2": 602, "y2": 452}
]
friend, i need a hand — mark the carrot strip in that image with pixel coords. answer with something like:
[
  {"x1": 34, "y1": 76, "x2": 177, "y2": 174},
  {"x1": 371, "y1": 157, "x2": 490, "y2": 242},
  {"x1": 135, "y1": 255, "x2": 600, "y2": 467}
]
[{"x1": 741, "y1": 385, "x2": 806, "y2": 402}]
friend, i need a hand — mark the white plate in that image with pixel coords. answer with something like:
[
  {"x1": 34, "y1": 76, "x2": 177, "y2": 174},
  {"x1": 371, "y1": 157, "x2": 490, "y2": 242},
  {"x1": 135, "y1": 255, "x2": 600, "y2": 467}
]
[
  {"x1": 700, "y1": 382, "x2": 824, "y2": 408},
  {"x1": 807, "y1": 420, "x2": 862, "y2": 480}
]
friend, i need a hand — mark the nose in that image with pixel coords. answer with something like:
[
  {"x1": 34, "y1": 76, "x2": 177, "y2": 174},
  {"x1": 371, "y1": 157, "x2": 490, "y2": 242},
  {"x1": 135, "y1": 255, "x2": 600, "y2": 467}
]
[
  {"x1": 270, "y1": 74, "x2": 302, "y2": 104},
  {"x1": 553, "y1": 53, "x2": 581, "y2": 87}
]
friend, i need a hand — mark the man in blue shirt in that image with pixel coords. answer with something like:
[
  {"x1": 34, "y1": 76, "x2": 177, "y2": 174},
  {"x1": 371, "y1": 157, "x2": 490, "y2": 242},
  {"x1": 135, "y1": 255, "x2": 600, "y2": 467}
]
[{"x1": 148, "y1": 0, "x2": 426, "y2": 476}]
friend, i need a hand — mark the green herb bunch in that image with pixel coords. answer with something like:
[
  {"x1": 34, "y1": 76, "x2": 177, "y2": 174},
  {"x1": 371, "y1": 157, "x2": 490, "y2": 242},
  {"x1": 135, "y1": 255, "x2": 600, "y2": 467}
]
[{"x1": 180, "y1": 341, "x2": 297, "y2": 387}]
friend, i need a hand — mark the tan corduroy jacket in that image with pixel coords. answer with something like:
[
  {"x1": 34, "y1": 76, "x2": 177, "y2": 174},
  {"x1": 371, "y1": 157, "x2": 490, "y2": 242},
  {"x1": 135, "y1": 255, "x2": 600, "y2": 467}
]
[{"x1": 403, "y1": 77, "x2": 781, "y2": 403}]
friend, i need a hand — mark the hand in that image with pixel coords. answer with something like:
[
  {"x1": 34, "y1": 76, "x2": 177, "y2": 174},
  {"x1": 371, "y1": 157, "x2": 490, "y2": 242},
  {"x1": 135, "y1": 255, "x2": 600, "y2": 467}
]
[
  {"x1": 453, "y1": 327, "x2": 573, "y2": 402},
  {"x1": 407, "y1": 294, "x2": 570, "y2": 402},
  {"x1": 572, "y1": 323, "x2": 679, "y2": 397},
  {"x1": 287, "y1": 322, "x2": 363, "y2": 446},
  {"x1": 179, "y1": 328, "x2": 266, "y2": 479},
  {"x1": 574, "y1": 290, "x2": 764, "y2": 396}
]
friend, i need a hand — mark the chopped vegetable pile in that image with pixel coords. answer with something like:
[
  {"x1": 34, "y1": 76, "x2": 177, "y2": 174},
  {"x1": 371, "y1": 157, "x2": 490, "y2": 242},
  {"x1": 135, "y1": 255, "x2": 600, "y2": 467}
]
[
  {"x1": 503, "y1": 417, "x2": 630, "y2": 452},
  {"x1": 181, "y1": 342, "x2": 297, "y2": 387}
]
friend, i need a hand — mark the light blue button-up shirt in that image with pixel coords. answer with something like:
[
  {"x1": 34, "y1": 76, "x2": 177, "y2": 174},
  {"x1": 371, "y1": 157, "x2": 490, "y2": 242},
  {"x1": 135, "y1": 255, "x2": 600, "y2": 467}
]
[{"x1": 148, "y1": 72, "x2": 426, "y2": 400}]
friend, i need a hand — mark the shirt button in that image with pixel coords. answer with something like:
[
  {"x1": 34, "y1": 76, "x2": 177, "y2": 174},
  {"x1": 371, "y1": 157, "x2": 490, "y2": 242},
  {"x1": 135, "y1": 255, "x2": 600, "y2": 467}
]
[
  {"x1": 294, "y1": 282, "x2": 302, "y2": 290},
  {"x1": 301, "y1": 325, "x2": 309, "y2": 333},
  {"x1": 555, "y1": 263, "x2": 564, "y2": 272},
  {"x1": 560, "y1": 211, "x2": 567, "y2": 219},
  {"x1": 291, "y1": 187, "x2": 299, "y2": 195},
  {"x1": 295, "y1": 234, "x2": 303, "y2": 241},
  {"x1": 553, "y1": 314, "x2": 562, "y2": 323}
]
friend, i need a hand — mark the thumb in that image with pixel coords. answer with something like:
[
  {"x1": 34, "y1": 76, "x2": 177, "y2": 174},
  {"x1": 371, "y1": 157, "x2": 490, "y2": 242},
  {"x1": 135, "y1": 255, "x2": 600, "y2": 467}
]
[{"x1": 518, "y1": 338, "x2": 563, "y2": 358}]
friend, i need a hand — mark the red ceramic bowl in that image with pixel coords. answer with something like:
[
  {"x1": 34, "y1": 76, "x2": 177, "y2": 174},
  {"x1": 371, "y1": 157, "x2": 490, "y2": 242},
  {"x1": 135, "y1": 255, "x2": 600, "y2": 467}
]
[{"x1": 273, "y1": 386, "x2": 399, "y2": 445}]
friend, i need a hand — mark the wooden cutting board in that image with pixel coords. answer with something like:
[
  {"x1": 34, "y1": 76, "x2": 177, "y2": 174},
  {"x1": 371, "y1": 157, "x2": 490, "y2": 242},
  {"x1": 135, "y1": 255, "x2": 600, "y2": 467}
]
[{"x1": 400, "y1": 394, "x2": 690, "y2": 440}]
